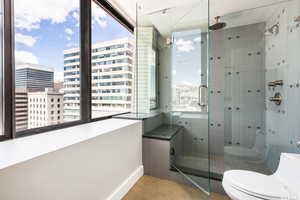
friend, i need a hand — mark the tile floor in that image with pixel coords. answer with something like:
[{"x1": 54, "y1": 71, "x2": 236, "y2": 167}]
[{"x1": 123, "y1": 176, "x2": 230, "y2": 200}]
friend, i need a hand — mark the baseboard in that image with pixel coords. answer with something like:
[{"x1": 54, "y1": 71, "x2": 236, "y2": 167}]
[{"x1": 106, "y1": 165, "x2": 144, "y2": 200}]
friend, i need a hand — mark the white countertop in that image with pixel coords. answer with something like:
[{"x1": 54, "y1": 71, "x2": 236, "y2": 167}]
[{"x1": 0, "y1": 119, "x2": 140, "y2": 170}]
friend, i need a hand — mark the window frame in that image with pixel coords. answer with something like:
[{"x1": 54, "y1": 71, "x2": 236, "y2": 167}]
[
  {"x1": 90, "y1": 0, "x2": 134, "y2": 121},
  {"x1": 0, "y1": 0, "x2": 134, "y2": 140}
]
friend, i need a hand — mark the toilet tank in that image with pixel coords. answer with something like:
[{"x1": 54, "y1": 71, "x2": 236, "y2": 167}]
[{"x1": 274, "y1": 153, "x2": 300, "y2": 198}]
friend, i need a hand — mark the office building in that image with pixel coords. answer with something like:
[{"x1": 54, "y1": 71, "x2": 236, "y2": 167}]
[
  {"x1": 16, "y1": 63, "x2": 54, "y2": 91},
  {"x1": 15, "y1": 88, "x2": 29, "y2": 131},
  {"x1": 28, "y1": 88, "x2": 64, "y2": 129},
  {"x1": 63, "y1": 37, "x2": 134, "y2": 121}
]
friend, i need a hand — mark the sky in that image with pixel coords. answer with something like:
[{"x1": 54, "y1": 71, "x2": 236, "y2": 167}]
[
  {"x1": 172, "y1": 30, "x2": 203, "y2": 86},
  {"x1": 14, "y1": 0, "x2": 132, "y2": 81}
]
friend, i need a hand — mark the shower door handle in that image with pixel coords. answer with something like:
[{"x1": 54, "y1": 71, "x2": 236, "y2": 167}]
[{"x1": 198, "y1": 85, "x2": 208, "y2": 107}]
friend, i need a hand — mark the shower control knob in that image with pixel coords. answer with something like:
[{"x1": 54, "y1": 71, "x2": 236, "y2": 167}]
[
  {"x1": 269, "y1": 92, "x2": 282, "y2": 105},
  {"x1": 297, "y1": 141, "x2": 300, "y2": 148},
  {"x1": 273, "y1": 80, "x2": 283, "y2": 86},
  {"x1": 236, "y1": 107, "x2": 240, "y2": 110}
]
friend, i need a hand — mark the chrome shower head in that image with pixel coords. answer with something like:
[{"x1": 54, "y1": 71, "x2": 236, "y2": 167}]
[{"x1": 209, "y1": 16, "x2": 226, "y2": 31}]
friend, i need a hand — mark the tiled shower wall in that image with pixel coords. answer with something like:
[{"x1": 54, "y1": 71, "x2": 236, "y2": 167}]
[
  {"x1": 209, "y1": 23, "x2": 266, "y2": 156},
  {"x1": 136, "y1": 27, "x2": 158, "y2": 113},
  {"x1": 265, "y1": 0, "x2": 300, "y2": 172}
]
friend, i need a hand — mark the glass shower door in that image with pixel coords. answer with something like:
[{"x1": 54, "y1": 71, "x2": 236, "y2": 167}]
[{"x1": 170, "y1": 28, "x2": 210, "y2": 192}]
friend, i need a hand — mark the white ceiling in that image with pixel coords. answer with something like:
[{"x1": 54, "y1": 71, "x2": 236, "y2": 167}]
[{"x1": 109, "y1": 0, "x2": 291, "y2": 36}]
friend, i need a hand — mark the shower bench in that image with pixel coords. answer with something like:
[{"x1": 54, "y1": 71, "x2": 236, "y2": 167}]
[{"x1": 142, "y1": 124, "x2": 183, "y2": 180}]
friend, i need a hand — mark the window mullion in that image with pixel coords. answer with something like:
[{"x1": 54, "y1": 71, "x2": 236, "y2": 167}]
[
  {"x1": 3, "y1": 0, "x2": 14, "y2": 139},
  {"x1": 80, "y1": 0, "x2": 92, "y2": 121}
]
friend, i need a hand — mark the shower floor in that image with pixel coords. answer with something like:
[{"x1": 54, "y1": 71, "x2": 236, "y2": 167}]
[{"x1": 174, "y1": 152, "x2": 271, "y2": 180}]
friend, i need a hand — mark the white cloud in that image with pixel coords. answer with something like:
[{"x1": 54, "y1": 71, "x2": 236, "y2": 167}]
[
  {"x1": 72, "y1": 12, "x2": 80, "y2": 27},
  {"x1": 72, "y1": 5, "x2": 107, "y2": 29},
  {"x1": 15, "y1": 0, "x2": 79, "y2": 30},
  {"x1": 92, "y1": 19, "x2": 107, "y2": 28},
  {"x1": 180, "y1": 80, "x2": 193, "y2": 86},
  {"x1": 175, "y1": 39, "x2": 195, "y2": 52},
  {"x1": 15, "y1": 33, "x2": 36, "y2": 47},
  {"x1": 73, "y1": 12, "x2": 79, "y2": 21},
  {"x1": 65, "y1": 28, "x2": 74, "y2": 35},
  {"x1": 92, "y1": 3, "x2": 108, "y2": 28},
  {"x1": 15, "y1": 51, "x2": 39, "y2": 64},
  {"x1": 14, "y1": 0, "x2": 108, "y2": 31},
  {"x1": 194, "y1": 37, "x2": 201, "y2": 42}
]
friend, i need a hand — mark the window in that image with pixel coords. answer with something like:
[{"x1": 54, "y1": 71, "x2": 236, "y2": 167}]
[
  {"x1": 0, "y1": 0, "x2": 134, "y2": 140},
  {"x1": 91, "y1": 1, "x2": 134, "y2": 119},
  {"x1": 14, "y1": 0, "x2": 80, "y2": 132},
  {"x1": 172, "y1": 30, "x2": 203, "y2": 112}
]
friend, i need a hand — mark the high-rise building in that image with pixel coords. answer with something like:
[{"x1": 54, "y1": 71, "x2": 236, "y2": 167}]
[
  {"x1": 15, "y1": 88, "x2": 29, "y2": 131},
  {"x1": 28, "y1": 88, "x2": 64, "y2": 129},
  {"x1": 63, "y1": 38, "x2": 134, "y2": 121},
  {"x1": 16, "y1": 63, "x2": 54, "y2": 91}
]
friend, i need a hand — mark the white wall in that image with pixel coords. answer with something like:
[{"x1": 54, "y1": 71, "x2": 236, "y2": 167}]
[{"x1": 0, "y1": 122, "x2": 143, "y2": 200}]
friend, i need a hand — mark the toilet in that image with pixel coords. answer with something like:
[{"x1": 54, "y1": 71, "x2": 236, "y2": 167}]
[
  {"x1": 224, "y1": 130, "x2": 266, "y2": 161},
  {"x1": 222, "y1": 153, "x2": 300, "y2": 200}
]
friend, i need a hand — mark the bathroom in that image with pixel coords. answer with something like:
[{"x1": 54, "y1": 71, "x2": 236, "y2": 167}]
[
  {"x1": 133, "y1": 0, "x2": 300, "y2": 197},
  {"x1": 0, "y1": 0, "x2": 299, "y2": 199}
]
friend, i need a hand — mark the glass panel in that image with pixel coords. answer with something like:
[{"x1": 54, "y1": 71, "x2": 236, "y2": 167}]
[
  {"x1": 150, "y1": 49, "x2": 158, "y2": 109},
  {"x1": 137, "y1": 0, "x2": 210, "y2": 193},
  {"x1": 171, "y1": 29, "x2": 210, "y2": 191},
  {"x1": 209, "y1": 0, "x2": 300, "y2": 180},
  {"x1": 0, "y1": 0, "x2": 3, "y2": 136},
  {"x1": 14, "y1": 0, "x2": 80, "y2": 131},
  {"x1": 91, "y1": 1, "x2": 134, "y2": 119},
  {"x1": 172, "y1": 30, "x2": 204, "y2": 112}
]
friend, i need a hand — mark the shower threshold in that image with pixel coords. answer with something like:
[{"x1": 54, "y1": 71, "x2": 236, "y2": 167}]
[{"x1": 171, "y1": 164, "x2": 223, "y2": 181}]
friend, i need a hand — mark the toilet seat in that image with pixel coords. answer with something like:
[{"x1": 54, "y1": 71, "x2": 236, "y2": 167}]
[{"x1": 223, "y1": 170, "x2": 289, "y2": 200}]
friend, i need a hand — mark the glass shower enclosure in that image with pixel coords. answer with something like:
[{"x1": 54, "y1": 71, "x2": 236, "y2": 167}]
[
  {"x1": 136, "y1": 0, "x2": 300, "y2": 195},
  {"x1": 136, "y1": 0, "x2": 211, "y2": 193}
]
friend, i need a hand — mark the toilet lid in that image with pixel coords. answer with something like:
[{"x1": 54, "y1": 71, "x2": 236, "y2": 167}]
[{"x1": 223, "y1": 170, "x2": 289, "y2": 199}]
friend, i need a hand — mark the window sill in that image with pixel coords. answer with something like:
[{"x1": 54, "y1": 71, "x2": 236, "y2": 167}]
[{"x1": 0, "y1": 118, "x2": 140, "y2": 170}]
